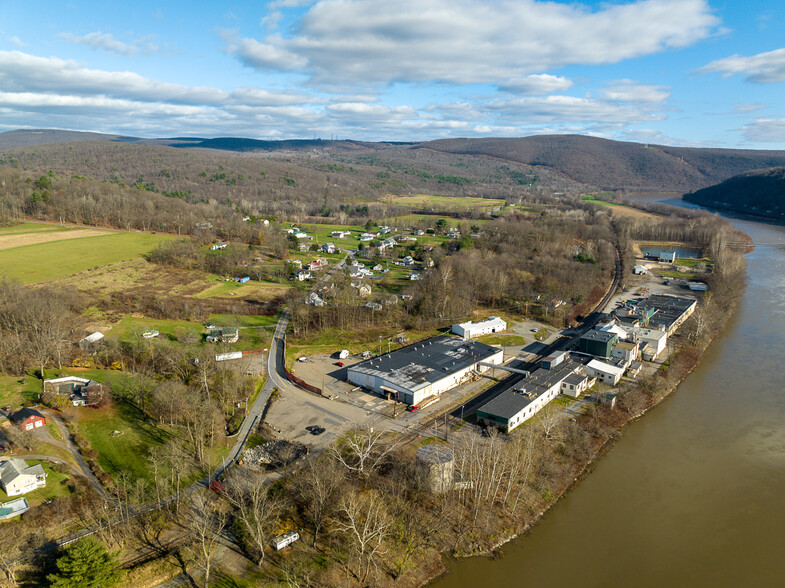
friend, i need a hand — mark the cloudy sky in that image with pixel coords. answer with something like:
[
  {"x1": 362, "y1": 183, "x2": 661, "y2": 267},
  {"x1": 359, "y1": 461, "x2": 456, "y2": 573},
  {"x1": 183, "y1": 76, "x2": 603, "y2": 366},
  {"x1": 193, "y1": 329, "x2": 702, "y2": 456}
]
[{"x1": 1, "y1": 0, "x2": 784, "y2": 147}]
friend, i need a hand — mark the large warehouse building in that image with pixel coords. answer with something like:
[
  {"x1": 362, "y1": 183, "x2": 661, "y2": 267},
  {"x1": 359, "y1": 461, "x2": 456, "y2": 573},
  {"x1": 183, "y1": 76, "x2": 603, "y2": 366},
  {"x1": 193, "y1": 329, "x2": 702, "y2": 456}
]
[{"x1": 347, "y1": 335, "x2": 503, "y2": 405}]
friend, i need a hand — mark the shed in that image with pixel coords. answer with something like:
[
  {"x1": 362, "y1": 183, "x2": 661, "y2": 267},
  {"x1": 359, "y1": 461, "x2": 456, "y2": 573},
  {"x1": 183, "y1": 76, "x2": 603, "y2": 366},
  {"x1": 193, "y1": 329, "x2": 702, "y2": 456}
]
[{"x1": 633, "y1": 265, "x2": 648, "y2": 275}]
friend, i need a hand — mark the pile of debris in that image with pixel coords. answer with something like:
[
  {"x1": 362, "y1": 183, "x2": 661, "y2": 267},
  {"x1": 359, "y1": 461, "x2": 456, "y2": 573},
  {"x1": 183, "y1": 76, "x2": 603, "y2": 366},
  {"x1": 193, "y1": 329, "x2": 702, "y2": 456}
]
[{"x1": 243, "y1": 440, "x2": 306, "y2": 470}]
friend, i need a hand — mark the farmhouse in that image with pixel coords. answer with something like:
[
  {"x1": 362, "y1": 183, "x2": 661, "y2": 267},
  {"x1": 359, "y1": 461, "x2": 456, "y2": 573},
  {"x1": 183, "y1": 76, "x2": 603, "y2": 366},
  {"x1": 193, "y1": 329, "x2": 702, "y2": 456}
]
[
  {"x1": 452, "y1": 316, "x2": 507, "y2": 339},
  {"x1": 321, "y1": 242, "x2": 335, "y2": 254},
  {"x1": 347, "y1": 335, "x2": 503, "y2": 405},
  {"x1": 0, "y1": 459, "x2": 46, "y2": 496},
  {"x1": 44, "y1": 376, "x2": 104, "y2": 406},
  {"x1": 206, "y1": 328, "x2": 239, "y2": 343},
  {"x1": 10, "y1": 408, "x2": 45, "y2": 431}
]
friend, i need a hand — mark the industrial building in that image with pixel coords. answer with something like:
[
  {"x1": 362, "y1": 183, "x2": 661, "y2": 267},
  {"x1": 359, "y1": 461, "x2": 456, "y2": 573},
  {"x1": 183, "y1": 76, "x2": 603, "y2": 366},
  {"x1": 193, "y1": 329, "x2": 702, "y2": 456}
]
[
  {"x1": 476, "y1": 355, "x2": 585, "y2": 433},
  {"x1": 347, "y1": 335, "x2": 502, "y2": 405},
  {"x1": 577, "y1": 330, "x2": 617, "y2": 357},
  {"x1": 640, "y1": 295, "x2": 697, "y2": 334},
  {"x1": 451, "y1": 316, "x2": 507, "y2": 339}
]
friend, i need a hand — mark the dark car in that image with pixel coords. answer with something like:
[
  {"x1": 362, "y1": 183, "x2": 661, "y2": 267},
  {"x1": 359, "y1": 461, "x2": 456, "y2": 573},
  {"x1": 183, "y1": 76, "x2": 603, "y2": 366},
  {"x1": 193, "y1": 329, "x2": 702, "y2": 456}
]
[
  {"x1": 335, "y1": 361, "x2": 344, "y2": 367},
  {"x1": 311, "y1": 426, "x2": 326, "y2": 435},
  {"x1": 305, "y1": 425, "x2": 318, "y2": 432}
]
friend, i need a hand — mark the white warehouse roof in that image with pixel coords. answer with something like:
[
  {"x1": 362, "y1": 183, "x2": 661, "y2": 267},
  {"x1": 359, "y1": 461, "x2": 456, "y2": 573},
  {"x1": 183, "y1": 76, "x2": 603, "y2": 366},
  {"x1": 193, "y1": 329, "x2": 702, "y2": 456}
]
[{"x1": 452, "y1": 316, "x2": 507, "y2": 339}]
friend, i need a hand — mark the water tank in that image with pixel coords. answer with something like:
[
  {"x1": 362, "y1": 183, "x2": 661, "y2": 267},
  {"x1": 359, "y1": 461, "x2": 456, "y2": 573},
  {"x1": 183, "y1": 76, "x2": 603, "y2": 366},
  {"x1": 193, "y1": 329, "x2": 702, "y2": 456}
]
[{"x1": 416, "y1": 444, "x2": 454, "y2": 493}]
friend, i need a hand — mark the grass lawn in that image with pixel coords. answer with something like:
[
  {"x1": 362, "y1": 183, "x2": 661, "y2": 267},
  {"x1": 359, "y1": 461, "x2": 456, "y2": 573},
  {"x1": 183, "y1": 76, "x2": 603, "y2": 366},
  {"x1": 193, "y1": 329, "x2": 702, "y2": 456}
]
[
  {"x1": 534, "y1": 328, "x2": 552, "y2": 341},
  {"x1": 0, "y1": 461, "x2": 72, "y2": 504},
  {"x1": 656, "y1": 269, "x2": 697, "y2": 279},
  {"x1": 111, "y1": 316, "x2": 204, "y2": 341},
  {"x1": 675, "y1": 257, "x2": 712, "y2": 268},
  {"x1": 581, "y1": 195, "x2": 624, "y2": 207},
  {"x1": 0, "y1": 374, "x2": 43, "y2": 408},
  {"x1": 0, "y1": 231, "x2": 173, "y2": 284},
  {"x1": 297, "y1": 222, "x2": 365, "y2": 249},
  {"x1": 194, "y1": 276, "x2": 290, "y2": 300},
  {"x1": 0, "y1": 222, "x2": 69, "y2": 235},
  {"x1": 477, "y1": 333, "x2": 527, "y2": 347},
  {"x1": 42, "y1": 367, "x2": 126, "y2": 389},
  {"x1": 208, "y1": 313, "x2": 279, "y2": 328},
  {"x1": 74, "y1": 401, "x2": 171, "y2": 484}
]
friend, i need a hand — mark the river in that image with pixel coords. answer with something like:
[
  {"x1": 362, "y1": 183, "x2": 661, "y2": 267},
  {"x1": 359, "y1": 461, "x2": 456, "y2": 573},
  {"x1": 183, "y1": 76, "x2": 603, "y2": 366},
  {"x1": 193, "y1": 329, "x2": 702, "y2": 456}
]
[{"x1": 435, "y1": 202, "x2": 785, "y2": 587}]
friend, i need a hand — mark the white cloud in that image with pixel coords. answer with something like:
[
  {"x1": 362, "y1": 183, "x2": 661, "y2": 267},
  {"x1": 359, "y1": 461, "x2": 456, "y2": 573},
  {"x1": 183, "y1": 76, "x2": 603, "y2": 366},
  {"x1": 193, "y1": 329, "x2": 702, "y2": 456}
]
[
  {"x1": 697, "y1": 47, "x2": 785, "y2": 83},
  {"x1": 8, "y1": 36, "x2": 25, "y2": 47},
  {"x1": 600, "y1": 81, "x2": 671, "y2": 103},
  {"x1": 742, "y1": 118, "x2": 785, "y2": 142},
  {"x1": 58, "y1": 31, "x2": 160, "y2": 56},
  {"x1": 498, "y1": 74, "x2": 573, "y2": 95},
  {"x1": 230, "y1": 0, "x2": 719, "y2": 85},
  {"x1": 478, "y1": 95, "x2": 666, "y2": 124},
  {"x1": 733, "y1": 103, "x2": 765, "y2": 114}
]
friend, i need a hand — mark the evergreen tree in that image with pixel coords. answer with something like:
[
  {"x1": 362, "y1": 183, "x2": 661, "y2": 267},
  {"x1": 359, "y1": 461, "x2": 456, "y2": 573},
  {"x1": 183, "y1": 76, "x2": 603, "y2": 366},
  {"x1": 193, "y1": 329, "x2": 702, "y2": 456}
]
[{"x1": 47, "y1": 537, "x2": 124, "y2": 588}]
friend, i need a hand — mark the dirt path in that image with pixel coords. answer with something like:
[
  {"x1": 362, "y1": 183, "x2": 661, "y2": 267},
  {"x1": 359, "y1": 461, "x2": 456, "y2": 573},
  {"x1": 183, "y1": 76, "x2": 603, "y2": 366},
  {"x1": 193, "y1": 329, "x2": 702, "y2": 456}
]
[{"x1": 0, "y1": 229, "x2": 113, "y2": 251}]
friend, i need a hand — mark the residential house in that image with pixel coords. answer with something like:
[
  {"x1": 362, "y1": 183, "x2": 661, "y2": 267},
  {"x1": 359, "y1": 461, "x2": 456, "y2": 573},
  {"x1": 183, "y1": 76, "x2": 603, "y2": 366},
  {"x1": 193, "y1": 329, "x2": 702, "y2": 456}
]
[
  {"x1": 306, "y1": 292, "x2": 324, "y2": 307},
  {"x1": 331, "y1": 230, "x2": 351, "y2": 239},
  {"x1": 359, "y1": 233, "x2": 375, "y2": 242},
  {"x1": 409, "y1": 273, "x2": 422, "y2": 281},
  {"x1": 365, "y1": 302, "x2": 382, "y2": 311},
  {"x1": 44, "y1": 376, "x2": 104, "y2": 407},
  {"x1": 0, "y1": 459, "x2": 46, "y2": 496},
  {"x1": 210, "y1": 242, "x2": 227, "y2": 251},
  {"x1": 321, "y1": 242, "x2": 335, "y2": 254},
  {"x1": 352, "y1": 281, "x2": 372, "y2": 297},
  {"x1": 297, "y1": 270, "x2": 312, "y2": 281},
  {"x1": 206, "y1": 328, "x2": 239, "y2": 344},
  {"x1": 378, "y1": 237, "x2": 397, "y2": 252},
  {"x1": 10, "y1": 408, "x2": 45, "y2": 431},
  {"x1": 402, "y1": 255, "x2": 415, "y2": 266},
  {"x1": 372, "y1": 264, "x2": 383, "y2": 271}
]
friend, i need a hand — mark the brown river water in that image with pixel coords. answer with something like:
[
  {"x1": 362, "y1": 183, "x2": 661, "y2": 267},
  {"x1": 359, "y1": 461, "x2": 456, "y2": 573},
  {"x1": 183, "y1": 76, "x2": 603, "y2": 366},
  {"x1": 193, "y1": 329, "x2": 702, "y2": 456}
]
[{"x1": 435, "y1": 205, "x2": 785, "y2": 587}]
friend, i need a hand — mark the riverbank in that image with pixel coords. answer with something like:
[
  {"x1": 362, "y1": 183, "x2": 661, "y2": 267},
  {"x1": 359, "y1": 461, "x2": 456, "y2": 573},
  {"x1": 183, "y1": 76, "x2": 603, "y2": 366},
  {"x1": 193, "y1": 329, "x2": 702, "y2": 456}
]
[{"x1": 426, "y1": 227, "x2": 749, "y2": 588}]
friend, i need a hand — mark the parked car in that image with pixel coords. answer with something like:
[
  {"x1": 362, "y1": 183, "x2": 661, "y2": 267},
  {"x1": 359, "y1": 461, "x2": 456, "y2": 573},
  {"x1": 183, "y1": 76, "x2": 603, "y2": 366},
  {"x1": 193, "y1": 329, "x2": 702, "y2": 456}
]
[
  {"x1": 311, "y1": 426, "x2": 325, "y2": 435},
  {"x1": 405, "y1": 405, "x2": 419, "y2": 412},
  {"x1": 335, "y1": 361, "x2": 344, "y2": 367},
  {"x1": 2, "y1": 405, "x2": 11, "y2": 412}
]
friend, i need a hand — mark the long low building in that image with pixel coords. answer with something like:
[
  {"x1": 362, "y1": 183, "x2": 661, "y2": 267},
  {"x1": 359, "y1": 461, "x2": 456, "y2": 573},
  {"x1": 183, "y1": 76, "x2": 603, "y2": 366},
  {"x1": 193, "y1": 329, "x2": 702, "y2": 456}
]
[
  {"x1": 452, "y1": 316, "x2": 507, "y2": 339},
  {"x1": 347, "y1": 335, "x2": 503, "y2": 405},
  {"x1": 477, "y1": 356, "x2": 584, "y2": 433}
]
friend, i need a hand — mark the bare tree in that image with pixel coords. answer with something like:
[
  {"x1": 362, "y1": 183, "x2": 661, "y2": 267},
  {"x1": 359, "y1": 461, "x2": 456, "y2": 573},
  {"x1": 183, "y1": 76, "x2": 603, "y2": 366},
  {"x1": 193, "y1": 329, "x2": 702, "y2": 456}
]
[
  {"x1": 182, "y1": 493, "x2": 226, "y2": 588},
  {"x1": 295, "y1": 457, "x2": 344, "y2": 547},
  {"x1": 331, "y1": 425, "x2": 400, "y2": 478},
  {"x1": 225, "y1": 472, "x2": 284, "y2": 566},
  {"x1": 336, "y1": 490, "x2": 391, "y2": 583}
]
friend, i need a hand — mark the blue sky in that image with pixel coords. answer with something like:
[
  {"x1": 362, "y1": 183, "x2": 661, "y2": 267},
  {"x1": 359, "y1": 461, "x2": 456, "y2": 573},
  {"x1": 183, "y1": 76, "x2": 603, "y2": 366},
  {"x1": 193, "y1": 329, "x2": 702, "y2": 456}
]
[{"x1": 1, "y1": 0, "x2": 784, "y2": 148}]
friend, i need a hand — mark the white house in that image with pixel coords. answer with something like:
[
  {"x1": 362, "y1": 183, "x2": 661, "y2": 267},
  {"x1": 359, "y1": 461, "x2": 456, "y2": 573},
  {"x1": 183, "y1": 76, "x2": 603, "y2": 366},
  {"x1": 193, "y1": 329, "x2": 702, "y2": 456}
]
[
  {"x1": 584, "y1": 359, "x2": 625, "y2": 386},
  {"x1": 306, "y1": 292, "x2": 324, "y2": 307},
  {"x1": 452, "y1": 316, "x2": 507, "y2": 339},
  {"x1": 321, "y1": 242, "x2": 335, "y2": 254},
  {"x1": 296, "y1": 270, "x2": 311, "y2": 281},
  {"x1": 0, "y1": 459, "x2": 47, "y2": 497}
]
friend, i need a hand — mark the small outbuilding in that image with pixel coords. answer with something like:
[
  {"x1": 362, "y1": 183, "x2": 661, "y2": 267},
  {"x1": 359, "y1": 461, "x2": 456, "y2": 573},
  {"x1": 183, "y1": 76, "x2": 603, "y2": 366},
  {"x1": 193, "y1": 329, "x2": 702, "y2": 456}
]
[
  {"x1": 10, "y1": 408, "x2": 46, "y2": 431},
  {"x1": 451, "y1": 316, "x2": 507, "y2": 340},
  {"x1": 271, "y1": 531, "x2": 300, "y2": 550},
  {"x1": 633, "y1": 265, "x2": 648, "y2": 275}
]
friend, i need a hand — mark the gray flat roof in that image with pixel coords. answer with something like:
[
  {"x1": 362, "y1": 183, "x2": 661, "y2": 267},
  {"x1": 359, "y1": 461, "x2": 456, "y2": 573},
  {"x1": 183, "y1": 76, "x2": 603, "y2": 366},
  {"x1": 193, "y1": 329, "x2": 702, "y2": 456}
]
[
  {"x1": 580, "y1": 330, "x2": 616, "y2": 343},
  {"x1": 640, "y1": 295, "x2": 696, "y2": 330},
  {"x1": 478, "y1": 357, "x2": 582, "y2": 420},
  {"x1": 348, "y1": 335, "x2": 501, "y2": 393}
]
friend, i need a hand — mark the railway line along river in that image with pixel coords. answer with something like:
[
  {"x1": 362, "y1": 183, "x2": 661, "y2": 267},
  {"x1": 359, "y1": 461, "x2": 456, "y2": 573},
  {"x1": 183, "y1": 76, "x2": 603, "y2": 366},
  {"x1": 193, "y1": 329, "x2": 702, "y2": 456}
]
[{"x1": 435, "y1": 202, "x2": 785, "y2": 587}]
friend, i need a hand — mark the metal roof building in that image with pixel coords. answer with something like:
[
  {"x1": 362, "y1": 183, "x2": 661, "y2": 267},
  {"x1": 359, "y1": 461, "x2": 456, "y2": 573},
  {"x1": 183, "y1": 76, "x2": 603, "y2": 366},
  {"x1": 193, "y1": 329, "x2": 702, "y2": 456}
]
[{"x1": 347, "y1": 335, "x2": 502, "y2": 405}]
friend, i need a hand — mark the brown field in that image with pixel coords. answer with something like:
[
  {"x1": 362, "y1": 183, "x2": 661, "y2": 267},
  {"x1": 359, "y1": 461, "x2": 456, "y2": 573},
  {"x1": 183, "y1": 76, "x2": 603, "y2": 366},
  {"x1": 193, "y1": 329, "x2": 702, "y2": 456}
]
[{"x1": 0, "y1": 228, "x2": 113, "y2": 251}]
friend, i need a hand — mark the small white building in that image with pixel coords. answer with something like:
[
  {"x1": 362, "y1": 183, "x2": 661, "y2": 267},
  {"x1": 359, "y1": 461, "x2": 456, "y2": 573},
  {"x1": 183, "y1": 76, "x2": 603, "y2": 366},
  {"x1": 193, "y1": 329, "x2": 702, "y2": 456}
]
[
  {"x1": 306, "y1": 292, "x2": 324, "y2": 307},
  {"x1": 321, "y1": 242, "x2": 335, "y2": 254},
  {"x1": 584, "y1": 359, "x2": 625, "y2": 386},
  {"x1": 79, "y1": 331, "x2": 104, "y2": 351},
  {"x1": 142, "y1": 330, "x2": 159, "y2": 339},
  {"x1": 0, "y1": 459, "x2": 47, "y2": 497},
  {"x1": 296, "y1": 270, "x2": 311, "y2": 281},
  {"x1": 560, "y1": 373, "x2": 591, "y2": 398},
  {"x1": 633, "y1": 265, "x2": 648, "y2": 275},
  {"x1": 452, "y1": 316, "x2": 507, "y2": 339},
  {"x1": 271, "y1": 531, "x2": 299, "y2": 550}
]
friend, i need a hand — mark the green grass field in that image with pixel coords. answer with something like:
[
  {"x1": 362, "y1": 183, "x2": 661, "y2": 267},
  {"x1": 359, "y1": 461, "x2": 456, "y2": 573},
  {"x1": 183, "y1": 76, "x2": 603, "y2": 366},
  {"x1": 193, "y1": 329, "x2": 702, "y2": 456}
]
[
  {"x1": 110, "y1": 317, "x2": 204, "y2": 341},
  {"x1": 477, "y1": 333, "x2": 527, "y2": 347},
  {"x1": 75, "y1": 401, "x2": 171, "y2": 484},
  {"x1": 208, "y1": 313, "x2": 279, "y2": 328},
  {"x1": 581, "y1": 195, "x2": 624, "y2": 207},
  {"x1": 0, "y1": 231, "x2": 173, "y2": 284},
  {"x1": 0, "y1": 374, "x2": 44, "y2": 408},
  {"x1": 0, "y1": 222, "x2": 69, "y2": 235},
  {"x1": 389, "y1": 194, "x2": 505, "y2": 210}
]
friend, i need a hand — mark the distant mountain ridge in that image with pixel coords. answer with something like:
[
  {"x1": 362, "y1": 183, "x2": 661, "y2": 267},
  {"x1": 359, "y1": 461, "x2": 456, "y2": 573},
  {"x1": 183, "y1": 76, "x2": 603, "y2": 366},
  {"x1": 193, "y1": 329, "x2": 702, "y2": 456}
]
[
  {"x1": 684, "y1": 166, "x2": 785, "y2": 222},
  {"x1": 4, "y1": 129, "x2": 785, "y2": 193}
]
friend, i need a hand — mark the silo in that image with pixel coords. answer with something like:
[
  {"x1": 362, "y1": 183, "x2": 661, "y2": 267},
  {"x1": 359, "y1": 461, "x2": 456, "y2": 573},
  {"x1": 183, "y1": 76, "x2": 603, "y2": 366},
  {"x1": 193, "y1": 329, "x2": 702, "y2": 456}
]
[{"x1": 416, "y1": 444, "x2": 454, "y2": 493}]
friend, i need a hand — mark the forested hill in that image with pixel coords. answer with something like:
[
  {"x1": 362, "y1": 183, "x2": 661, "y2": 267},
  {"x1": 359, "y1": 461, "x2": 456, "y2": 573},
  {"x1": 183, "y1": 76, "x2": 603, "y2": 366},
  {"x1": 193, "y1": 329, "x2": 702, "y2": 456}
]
[
  {"x1": 418, "y1": 135, "x2": 785, "y2": 193},
  {"x1": 684, "y1": 166, "x2": 785, "y2": 222},
  {"x1": 4, "y1": 129, "x2": 785, "y2": 194}
]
